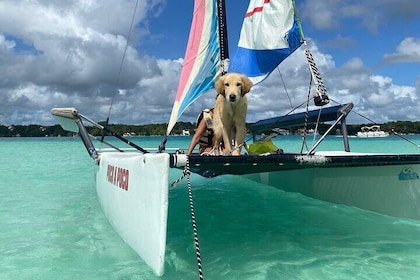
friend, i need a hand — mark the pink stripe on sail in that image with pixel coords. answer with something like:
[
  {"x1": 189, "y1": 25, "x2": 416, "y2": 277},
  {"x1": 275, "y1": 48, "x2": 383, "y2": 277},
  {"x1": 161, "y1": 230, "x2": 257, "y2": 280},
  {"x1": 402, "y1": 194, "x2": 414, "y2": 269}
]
[{"x1": 174, "y1": 0, "x2": 207, "y2": 102}]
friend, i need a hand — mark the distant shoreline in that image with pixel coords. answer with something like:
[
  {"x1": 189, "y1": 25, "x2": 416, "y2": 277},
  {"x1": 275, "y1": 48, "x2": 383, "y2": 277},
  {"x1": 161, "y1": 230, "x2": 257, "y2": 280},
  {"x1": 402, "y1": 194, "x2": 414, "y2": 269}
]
[{"x1": 1, "y1": 120, "x2": 420, "y2": 137}]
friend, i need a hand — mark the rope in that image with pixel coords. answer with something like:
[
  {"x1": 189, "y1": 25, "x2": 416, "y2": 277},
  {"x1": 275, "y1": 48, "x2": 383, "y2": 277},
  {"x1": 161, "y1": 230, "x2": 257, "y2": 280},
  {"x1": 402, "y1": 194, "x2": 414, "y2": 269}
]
[
  {"x1": 300, "y1": 78, "x2": 313, "y2": 153},
  {"x1": 305, "y1": 47, "x2": 327, "y2": 97},
  {"x1": 158, "y1": 136, "x2": 167, "y2": 153},
  {"x1": 170, "y1": 168, "x2": 189, "y2": 187},
  {"x1": 170, "y1": 158, "x2": 205, "y2": 279},
  {"x1": 185, "y1": 159, "x2": 204, "y2": 279}
]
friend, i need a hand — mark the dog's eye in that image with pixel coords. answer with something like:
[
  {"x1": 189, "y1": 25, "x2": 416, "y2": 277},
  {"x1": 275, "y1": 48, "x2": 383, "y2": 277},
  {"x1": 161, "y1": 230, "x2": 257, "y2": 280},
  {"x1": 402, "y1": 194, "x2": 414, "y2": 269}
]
[
  {"x1": 224, "y1": 83, "x2": 229, "y2": 87},
  {"x1": 236, "y1": 83, "x2": 241, "y2": 87}
]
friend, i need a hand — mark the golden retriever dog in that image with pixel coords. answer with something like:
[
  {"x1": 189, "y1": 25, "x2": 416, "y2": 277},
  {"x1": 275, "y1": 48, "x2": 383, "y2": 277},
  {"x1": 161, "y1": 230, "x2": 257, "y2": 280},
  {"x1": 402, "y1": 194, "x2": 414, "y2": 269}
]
[{"x1": 212, "y1": 73, "x2": 253, "y2": 155}]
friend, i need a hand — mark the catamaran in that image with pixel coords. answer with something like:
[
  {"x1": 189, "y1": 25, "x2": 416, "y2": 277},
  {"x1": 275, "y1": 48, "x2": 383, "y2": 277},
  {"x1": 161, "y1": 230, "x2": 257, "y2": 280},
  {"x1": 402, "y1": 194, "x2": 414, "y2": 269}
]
[{"x1": 51, "y1": 0, "x2": 420, "y2": 276}]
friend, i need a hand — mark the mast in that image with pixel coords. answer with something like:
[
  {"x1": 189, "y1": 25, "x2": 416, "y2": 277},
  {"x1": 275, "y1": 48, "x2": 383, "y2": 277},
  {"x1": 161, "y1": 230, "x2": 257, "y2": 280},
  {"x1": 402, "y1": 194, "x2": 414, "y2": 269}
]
[{"x1": 216, "y1": 0, "x2": 229, "y2": 75}]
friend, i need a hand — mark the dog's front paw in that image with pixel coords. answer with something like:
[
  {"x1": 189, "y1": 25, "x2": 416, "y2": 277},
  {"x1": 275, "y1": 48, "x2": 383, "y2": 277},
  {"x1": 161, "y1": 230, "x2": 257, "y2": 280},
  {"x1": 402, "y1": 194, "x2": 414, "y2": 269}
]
[
  {"x1": 212, "y1": 146, "x2": 220, "y2": 156},
  {"x1": 232, "y1": 150, "x2": 241, "y2": 156}
]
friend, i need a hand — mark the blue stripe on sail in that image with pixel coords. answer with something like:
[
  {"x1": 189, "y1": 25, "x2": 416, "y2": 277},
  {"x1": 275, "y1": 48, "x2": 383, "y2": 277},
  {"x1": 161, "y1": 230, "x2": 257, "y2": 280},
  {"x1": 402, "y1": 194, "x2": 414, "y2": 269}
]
[
  {"x1": 229, "y1": 18, "x2": 302, "y2": 84},
  {"x1": 166, "y1": 0, "x2": 221, "y2": 135},
  {"x1": 176, "y1": 30, "x2": 220, "y2": 116},
  {"x1": 230, "y1": 48, "x2": 291, "y2": 76}
]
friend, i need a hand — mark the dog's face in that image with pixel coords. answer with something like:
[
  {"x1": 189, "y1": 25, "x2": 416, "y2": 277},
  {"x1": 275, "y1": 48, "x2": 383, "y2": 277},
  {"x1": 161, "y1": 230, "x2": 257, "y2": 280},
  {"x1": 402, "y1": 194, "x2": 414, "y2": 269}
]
[{"x1": 215, "y1": 73, "x2": 253, "y2": 103}]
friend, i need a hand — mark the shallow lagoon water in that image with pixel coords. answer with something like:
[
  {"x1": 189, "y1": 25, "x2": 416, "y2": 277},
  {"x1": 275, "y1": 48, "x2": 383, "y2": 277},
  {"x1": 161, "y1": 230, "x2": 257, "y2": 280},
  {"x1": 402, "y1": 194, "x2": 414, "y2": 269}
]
[{"x1": 1, "y1": 135, "x2": 420, "y2": 279}]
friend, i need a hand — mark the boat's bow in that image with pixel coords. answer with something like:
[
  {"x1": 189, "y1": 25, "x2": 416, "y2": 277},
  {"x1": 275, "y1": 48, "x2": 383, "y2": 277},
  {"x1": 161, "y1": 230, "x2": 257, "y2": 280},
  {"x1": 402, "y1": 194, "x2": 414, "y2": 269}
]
[{"x1": 96, "y1": 152, "x2": 170, "y2": 276}]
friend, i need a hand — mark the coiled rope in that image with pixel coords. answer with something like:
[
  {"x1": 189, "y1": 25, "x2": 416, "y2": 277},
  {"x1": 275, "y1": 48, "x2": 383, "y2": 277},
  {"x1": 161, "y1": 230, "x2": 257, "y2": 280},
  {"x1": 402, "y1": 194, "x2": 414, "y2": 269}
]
[
  {"x1": 304, "y1": 47, "x2": 327, "y2": 97},
  {"x1": 171, "y1": 158, "x2": 204, "y2": 279}
]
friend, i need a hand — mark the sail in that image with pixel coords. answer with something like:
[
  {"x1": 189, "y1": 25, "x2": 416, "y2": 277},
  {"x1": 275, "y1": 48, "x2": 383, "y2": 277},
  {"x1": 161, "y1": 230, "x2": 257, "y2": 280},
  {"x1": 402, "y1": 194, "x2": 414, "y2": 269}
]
[
  {"x1": 166, "y1": 0, "x2": 225, "y2": 135},
  {"x1": 228, "y1": 0, "x2": 303, "y2": 85}
]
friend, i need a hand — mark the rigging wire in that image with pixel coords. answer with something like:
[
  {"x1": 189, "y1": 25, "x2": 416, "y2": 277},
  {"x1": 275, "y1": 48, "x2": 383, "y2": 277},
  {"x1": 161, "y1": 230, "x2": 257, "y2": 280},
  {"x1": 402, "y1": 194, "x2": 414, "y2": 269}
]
[
  {"x1": 95, "y1": 0, "x2": 149, "y2": 153},
  {"x1": 276, "y1": 67, "x2": 294, "y2": 111},
  {"x1": 105, "y1": 0, "x2": 139, "y2": 123},
  {"x1": 244, "y1": 65, "x2": 300, "y2": 146},
  {"x1": 328, "y1": 98, "x2": 420, "y2": 149},
  {"x1": 328, "y1": 98, "x2": 378, "y2": 124},
  {"x1": 312, "y1": 107, "x2": 322, "y2": 145},
  {"x1": 391, "y1": 131, "x2": 420, "y2": 149}
]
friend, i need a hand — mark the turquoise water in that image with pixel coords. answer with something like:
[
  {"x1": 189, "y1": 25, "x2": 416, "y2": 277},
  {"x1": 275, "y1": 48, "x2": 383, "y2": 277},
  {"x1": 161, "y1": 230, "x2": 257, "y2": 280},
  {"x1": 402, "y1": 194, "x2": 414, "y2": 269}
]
[{"x1": 1, "y1": 135, "x2": 420, "y2": 279}]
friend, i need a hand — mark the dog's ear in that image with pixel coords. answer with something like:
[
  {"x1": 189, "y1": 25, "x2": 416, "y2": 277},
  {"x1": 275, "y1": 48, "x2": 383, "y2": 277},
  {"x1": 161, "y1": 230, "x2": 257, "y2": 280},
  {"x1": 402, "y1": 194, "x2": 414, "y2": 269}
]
[
  {"x1": 241, "y1": 75, "x2": 253, "y2": 96},
  {"x1": 215, "y1": 75, "x2": 225, "y2": 96}
]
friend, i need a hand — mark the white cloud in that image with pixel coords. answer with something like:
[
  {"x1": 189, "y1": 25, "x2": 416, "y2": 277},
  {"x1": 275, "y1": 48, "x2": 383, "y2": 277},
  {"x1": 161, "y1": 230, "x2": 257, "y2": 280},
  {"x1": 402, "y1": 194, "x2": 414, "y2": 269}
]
[
  {"x1": 383, "y1": 37, "x2": 420, "y2": 64},
  {"x1": 0, "y1": 34, "x2": 16, "y2": 49},
  {"x1": 0, "y1": 0, "x2": 166, "y2": 125},
  {"x1": 0, "y1": 0, "x2": 418, "y2": 127}
]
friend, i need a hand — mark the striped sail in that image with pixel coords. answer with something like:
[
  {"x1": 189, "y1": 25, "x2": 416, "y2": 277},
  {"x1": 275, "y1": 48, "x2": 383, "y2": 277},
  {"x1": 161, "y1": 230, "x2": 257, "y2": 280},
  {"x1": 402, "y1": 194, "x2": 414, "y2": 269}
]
[
  {"x1": 166, "y1": 0, "x2": 223, "y2": 135},
  {"x1": 228, "y1": 0, "x2": 303, "y2": 85}
]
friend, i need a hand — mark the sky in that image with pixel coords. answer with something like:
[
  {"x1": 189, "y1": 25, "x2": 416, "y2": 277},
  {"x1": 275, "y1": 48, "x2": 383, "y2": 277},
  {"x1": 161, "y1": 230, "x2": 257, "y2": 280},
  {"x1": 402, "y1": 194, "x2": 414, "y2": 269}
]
[{"x1": 0, "y1": 0, "x2": 419, "y2": 127}]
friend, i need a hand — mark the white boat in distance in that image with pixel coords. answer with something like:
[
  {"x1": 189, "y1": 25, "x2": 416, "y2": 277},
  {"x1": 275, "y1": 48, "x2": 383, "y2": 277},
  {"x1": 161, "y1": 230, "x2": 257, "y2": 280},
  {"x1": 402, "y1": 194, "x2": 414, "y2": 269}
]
[
  {"x1": 51, "y1": 0, "x2": 420, "y2": 276},
  {"x1": 357, "y1": 125, "x2": 390, "y2": 138}
]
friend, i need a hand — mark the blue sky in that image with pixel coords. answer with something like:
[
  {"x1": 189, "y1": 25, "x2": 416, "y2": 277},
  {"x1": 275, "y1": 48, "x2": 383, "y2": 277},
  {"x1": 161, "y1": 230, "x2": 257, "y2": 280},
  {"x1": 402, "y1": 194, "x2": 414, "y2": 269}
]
[
  {"x1": 143, "y1": 1, "x2": 419, "y2": 84},
  {"x1": 0, "y1": 0, "x2": 419, "y2": 126}
]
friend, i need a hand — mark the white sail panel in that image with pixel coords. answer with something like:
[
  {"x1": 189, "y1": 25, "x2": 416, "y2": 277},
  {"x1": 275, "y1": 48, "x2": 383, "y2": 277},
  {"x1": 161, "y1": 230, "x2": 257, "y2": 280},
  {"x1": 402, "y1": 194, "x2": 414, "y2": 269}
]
[{"x1": 229, "y1": 0, "x2": 303, "y2": 85}]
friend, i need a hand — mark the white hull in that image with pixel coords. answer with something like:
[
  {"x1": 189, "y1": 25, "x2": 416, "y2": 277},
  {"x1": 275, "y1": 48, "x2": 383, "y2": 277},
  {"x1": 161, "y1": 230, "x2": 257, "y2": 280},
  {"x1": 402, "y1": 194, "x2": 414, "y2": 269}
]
[
  {"x1": 242, "y1": 163, "x2": 420, "y2": 220},
  {"x1": 91, "y1": 151, "x2": 420, "y2": 276},
  {"x1": 356, "y1": 132, "x2": 389, "y2": 138},
  {"x1": 90, "y1": 150, "x2": 420, "y2": 276},
  {"x1": 95, "y1": 152, "x2": 170, "y2": 276}
]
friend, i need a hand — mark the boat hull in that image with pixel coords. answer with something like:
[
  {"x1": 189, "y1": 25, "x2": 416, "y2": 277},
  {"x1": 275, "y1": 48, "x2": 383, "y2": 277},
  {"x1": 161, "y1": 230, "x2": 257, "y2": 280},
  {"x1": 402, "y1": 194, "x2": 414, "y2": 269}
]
[
  {"x1": 242, "y1": 162, "x2": 420, "y2": 220},
  {"x1": 356, "y1": 132, "x2": 389, "y2": 138},
  {"x1": 96, "y1": 152, "x2": 170, "y2": 276},
  {"x1": 180, "y1": 152, "x2": 420, "y2": 220}
]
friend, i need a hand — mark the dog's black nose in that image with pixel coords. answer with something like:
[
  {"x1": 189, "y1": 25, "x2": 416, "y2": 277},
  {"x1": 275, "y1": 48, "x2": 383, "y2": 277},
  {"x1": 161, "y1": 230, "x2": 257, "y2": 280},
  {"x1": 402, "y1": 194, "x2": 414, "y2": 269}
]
[{"x1": 229, "y1": 94, "x2": 236, "y2": 102}]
